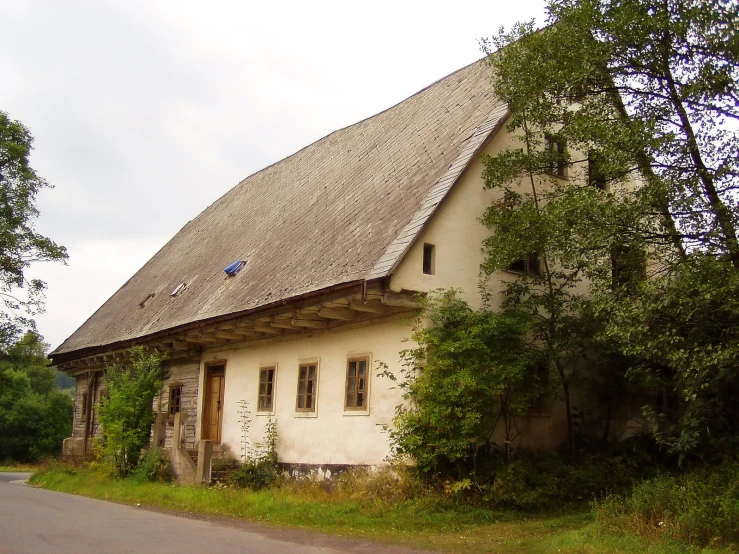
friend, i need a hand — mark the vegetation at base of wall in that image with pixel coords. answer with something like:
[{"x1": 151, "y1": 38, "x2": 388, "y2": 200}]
[
  {"x1": 596, "y1": 459, "x2": 739, "y2": 549},
  {"x1": 380, "y1": 290, "x2": 539, "y2": 478},
  {"x1": 226, "y1": 402, "x2": 280, "y2": 491},
  {"x1": 30, "y1": 463, "x2": 735, "y2": 554},
  {"x1": 97, "y1": 347, "x2": 166, "y2": 477},
  {"x1": 0, "y1": 332, "x2": 73, "y2": 462},
  {"x1": 130, "y1": 447, "x2": 172, "y2": 484}
]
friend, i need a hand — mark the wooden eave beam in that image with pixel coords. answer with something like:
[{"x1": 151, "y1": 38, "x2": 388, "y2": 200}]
[
  {"x1": 348, "y1": 299, "x2": 387, "y2": 314},
  {"x1": 382, "y1": 292, "x2": 422, "y2": 309},
  {"x1": 317, "y1": 307, "x2": 355, "y2": 321}
]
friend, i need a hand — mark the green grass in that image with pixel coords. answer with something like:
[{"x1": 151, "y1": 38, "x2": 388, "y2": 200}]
[
  {"x1": 0, "y1": 464, "x2": 38, "y2": 472},
  {"x1": 30, "y1": 467, "x2": 734, "y2": 553}
]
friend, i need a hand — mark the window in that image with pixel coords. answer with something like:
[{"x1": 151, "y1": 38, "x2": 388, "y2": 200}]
[
  {"x1": 422, "y1": 243, "x2": 436, "y2": 275},
  {"x1": 296, "y1": 362, "x2": 318, "y2": 412},
  {"x1": 545, "y1": 135, "x2": 567, "y2": 178},
  {"x1": 530, "y1": 361, "x2": 550, "y2": 414},
  {"x1": 345, "y1": 357, "x2": 369, "y2": 411},
  {"x1": 168, "y1": 384, "x2": 182, "y2": 420},
  {"x1": 258, "y1": 367, "x2": 276, "y2": 412},
  {"x1": 506, "y1": 253, "x2": 541, "y2": 275},
  {"x1": 611, "y1": 245, "x2": 646, "y2": 290},
  {"x1": 588, "y1": 151, "x2": 607, "y2": 191},
  {"x1": 81, "y1": 392, "x2": 88, "y2": 420}
]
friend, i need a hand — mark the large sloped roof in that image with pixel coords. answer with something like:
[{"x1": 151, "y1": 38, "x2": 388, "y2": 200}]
[{"x1": 52, "y1": 59, "x2": 506, "y2": 357}]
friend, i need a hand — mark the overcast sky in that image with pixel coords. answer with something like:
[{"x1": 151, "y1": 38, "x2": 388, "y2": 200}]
[{"x1": 0, "y1": 0, "x2": 547, "y2": 350}]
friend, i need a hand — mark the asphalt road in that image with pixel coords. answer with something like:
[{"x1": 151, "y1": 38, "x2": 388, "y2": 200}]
[{"x1": 0, "y1": 473, "x2": 425, "y2": 554}]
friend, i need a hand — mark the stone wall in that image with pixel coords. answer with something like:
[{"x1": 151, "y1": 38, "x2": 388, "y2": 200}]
[{"x1": 156, "y1": 360, "x2": 200, "y2": 449}]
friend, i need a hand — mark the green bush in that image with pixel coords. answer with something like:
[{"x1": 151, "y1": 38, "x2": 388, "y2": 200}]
[
  {"x1": 596, "y1": 460, "x2": 739, "y2": 548},
  {"x1": 226, "y1": 457, "x2": 280, "y2": 491},
  {"x1": 480, "y1": 439, "x2": 656, "y2": 511},
  {"x1": 130, "y1": 448, "x2": 172, "y2": 484},
  {"x1": 98, "y1": 347, "x2": 165, "y2": 476}
]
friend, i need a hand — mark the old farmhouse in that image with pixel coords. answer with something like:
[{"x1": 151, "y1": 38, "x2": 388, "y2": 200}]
[{"x1": 52, "y1": 59, "x2": 631, "y2": 479}]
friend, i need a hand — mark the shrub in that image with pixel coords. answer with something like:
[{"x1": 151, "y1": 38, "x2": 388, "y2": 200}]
[
  {"x1": 480, "y1": 438, "x2": 657, "y2": 511},
  {"x1": 596, "y1": 460, "x2": 739, "y2": 548},
  {"x1": 226, "y1": 458, "x2": 280, "y2": 491},
  {"x1": 97, "y1": 347, "x2": 165, "y2": 477},
  {"x1": 131, "y1": 448, "x2": 172, "y2": 483}
]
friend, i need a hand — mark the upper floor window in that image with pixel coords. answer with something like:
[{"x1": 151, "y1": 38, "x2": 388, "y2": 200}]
[
  {"x1": 423, "y1": 243, "x2": 436, "y2": 275},
  {"x1": 588, "y1": 151, "x2": 608, "y2": 191},
  {"x1": 545, "y1": 135, "x2": 567, "y2": 178},
  {"x1": 506, "y1": 254, "x2": 542, "y2": 275}
]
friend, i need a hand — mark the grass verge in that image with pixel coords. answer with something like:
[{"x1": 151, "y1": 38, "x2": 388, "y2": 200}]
[
  {"x1": 0, "y1": 464, "x2": 39, "y2": 472},
  {"x1": 30, "y1": 466, "x2": 732, "y2": 554}
]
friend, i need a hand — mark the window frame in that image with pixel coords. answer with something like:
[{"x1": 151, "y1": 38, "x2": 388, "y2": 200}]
[
  {"x1": 587, "y1": 151, "x2": 608, "y2": 191},
  {"x1": 295, "y1": 359, "x2": 320, "y2": 416},
  {"x1": 257, "y1": 365, "x2": 277, "y2": 414},
  {"x1": 168, "y1": 383, "x2": 183, "y2": 422},
  {"x1": 81, "y1": 392, "x2": 88, "y2": 421},
  {"x1": 344, "y1": 355, "x2": 371, "y2": 414},
  {"x1": 544, "y1": 134, "x2": 567, "y2": 179},
  {"x1": 505, "y1": 253, "x2": 542, "y2": 275},
  {"x1": 422, "y1": 243, "x2": 436, "y2": 275},
  {"x1": 529, "y1": 360, "x2": 551, "y2": 416}
]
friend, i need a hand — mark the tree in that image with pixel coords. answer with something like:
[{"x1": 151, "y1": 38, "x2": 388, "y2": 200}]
[
  {"x1": 480, "y1": 0, "x2": 739, "y2": 458},
  {"x1": 0, "y1": 112, "x2": 67, "y2": 349},
  {"x1": 0, "y1": 332, "x2": 73, "y2": 462},
  {"x1": 380, "y1": 291, "x2": 538, "y2": 478},
  {"x1": 98, "y1": 347, "x2": 165, "y2": 476}
]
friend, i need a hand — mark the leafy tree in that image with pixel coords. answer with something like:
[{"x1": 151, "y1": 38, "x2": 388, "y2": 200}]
[
  {"x1": 0, "y1": 112, "x2": 67, "y2": 349},
  {"x1": 480, "y1": 0, "x2": 739, "y2": 458},
  {"x1": 0, "y1": 332, "x2": 73, "y2": 462},
  {"x1": 380, "y1": 291, "x2": 538, "y2": 479},
  {"x1": 98, "y1": 347, "x2": 165, "y2": 476}
]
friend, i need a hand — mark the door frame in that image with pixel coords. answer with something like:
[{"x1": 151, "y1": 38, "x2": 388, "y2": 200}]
[{"x1": 201, "y1": 360, "x2": 227, "y2": 443}]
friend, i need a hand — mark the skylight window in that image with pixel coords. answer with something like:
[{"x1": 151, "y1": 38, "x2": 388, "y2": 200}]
[
  {"x1": 170, "y1": 283, "x2": 187, "y2": 297},
  {"x1": 224, "y1": 260, "x2": 246, "y2": 276}
]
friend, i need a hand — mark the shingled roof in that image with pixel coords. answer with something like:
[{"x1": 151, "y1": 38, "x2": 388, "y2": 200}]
[{"x1": 52, "y1": 59, "x2": 507, "y2": 358}]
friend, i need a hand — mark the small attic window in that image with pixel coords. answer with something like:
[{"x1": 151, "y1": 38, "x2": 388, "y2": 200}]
[
  {"x1": 224, "y1": 260, "x2": 246, "y2": 277},
  {"x1": 423, "y1": 243, "x2": 436, "y2": 275},
  {"x1": 139, "y1": 293, "x2": 155, "y2": 309},
  {"x1": 170, "y1": 282, "x2": 187, "y2": 297}
]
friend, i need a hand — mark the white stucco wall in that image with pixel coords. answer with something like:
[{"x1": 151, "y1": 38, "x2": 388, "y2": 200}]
[
  {"x1": 389, "y1": 122, "x2": 516, "y2": 309},
  {"x1": 196, "y1": 317, "x2": 412, "y2": 466}
]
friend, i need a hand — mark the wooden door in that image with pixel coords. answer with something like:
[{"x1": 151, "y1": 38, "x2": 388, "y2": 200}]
[{"x1": 203, "y1": 365, "x2": 225, "y2": 443}]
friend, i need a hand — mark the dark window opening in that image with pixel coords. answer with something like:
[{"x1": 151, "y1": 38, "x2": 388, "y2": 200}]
[
  {"x1": 423, "y1": 243, "x2": 436, "y2": 275},
  {"x1": 345, "y1": 358, "x2": 368, "y2": 410},
  {"x1": 507, "y1": 254, "x2": 541, "y2": 275},
  {"x1": 545, "y1": 135, "x2": 567, "y2": 178},
  {"x1": 258, "y1": 367, "x2": 275, "y2": 411},
  {"x1": 611, "y1": 245, "x2": 646, "y2": 290},
  {"x1": 530, "y1": 361, "x2": 550, "y2": 413},
  {"x1": 81, "y1": 392, "x2": 88, "y2": 420},
  {"x1": 588, "y1": 152, "x2": 608, "y2": 191},
  {"x1": 168, "y1": 385, "x2": 182, "y2": 420},
  {"x1": 296, "y1": 363, "x2": 317, "y2": 412},
  {"x1": 139, "y1": 293, "x2": 155, "y2": 309}
]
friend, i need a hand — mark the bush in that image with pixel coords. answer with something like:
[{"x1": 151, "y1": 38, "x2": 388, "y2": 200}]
[
  {"x1": 226, "y1": 457, "x2": 280, "y2": 491},
  {"x1": 130, "y1": 448, "x2": 172, "y2": 484},
  {"x1": 479, "y1": 438, "x2": 657, "y2": 511},
  {"x1": 596, "y1": 460, "x2": 739, "y2": 548},
  {"x1": 98, "y1": 347, "x2": 165, "y2": 476}
]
